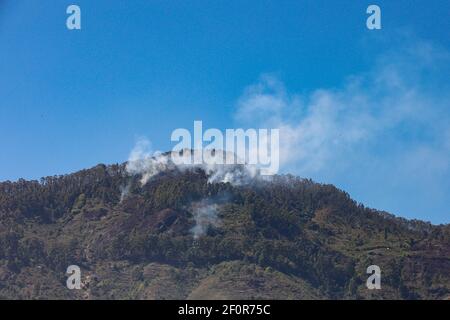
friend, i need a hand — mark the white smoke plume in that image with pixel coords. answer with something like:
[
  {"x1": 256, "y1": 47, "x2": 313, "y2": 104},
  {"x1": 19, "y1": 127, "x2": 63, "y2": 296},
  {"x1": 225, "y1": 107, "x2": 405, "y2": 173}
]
[
  {"x1": 235, "y1": 41, "x2": 450, "y2": 179},
  {"x1": 189, "y1": 199, "x2": 220, "y2": 239},
  {"x1": 119, "y1": 183, "x2": 131, "y2": 202},
  {"x1": 125, "y1": 139, "x2": 171, "y2": 185},
  {"x1": 233, "y1": 38, "x2": 450, "y2": 223},
  {"x1": 124, "y1": 138, "x2": 263, "y2": 187}
]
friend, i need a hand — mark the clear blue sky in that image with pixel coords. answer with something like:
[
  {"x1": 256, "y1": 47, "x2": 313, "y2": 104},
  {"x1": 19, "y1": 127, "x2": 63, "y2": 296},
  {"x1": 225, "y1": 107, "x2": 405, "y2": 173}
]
[{"x1": 0, "y1": 1, "x2": 449, "y2": 223}]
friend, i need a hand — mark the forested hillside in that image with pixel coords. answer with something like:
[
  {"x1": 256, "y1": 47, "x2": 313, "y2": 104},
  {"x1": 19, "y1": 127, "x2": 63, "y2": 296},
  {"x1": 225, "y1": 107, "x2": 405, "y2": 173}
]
[{"x1": 0, "y1": 163, "x2": 449, "y2": 299}]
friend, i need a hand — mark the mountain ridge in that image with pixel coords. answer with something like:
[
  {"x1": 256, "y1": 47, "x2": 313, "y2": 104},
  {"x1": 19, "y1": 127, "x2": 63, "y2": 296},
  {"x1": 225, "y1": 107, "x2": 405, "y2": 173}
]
[{"x1": 0, "y1": 163, "x2": 449, "y2": 299}]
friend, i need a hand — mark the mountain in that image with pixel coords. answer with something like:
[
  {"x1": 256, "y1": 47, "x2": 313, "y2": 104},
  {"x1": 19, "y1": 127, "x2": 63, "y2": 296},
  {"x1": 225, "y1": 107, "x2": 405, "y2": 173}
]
[{"x1": 0, "y1": 163, "x2": 449, "y2": 299}]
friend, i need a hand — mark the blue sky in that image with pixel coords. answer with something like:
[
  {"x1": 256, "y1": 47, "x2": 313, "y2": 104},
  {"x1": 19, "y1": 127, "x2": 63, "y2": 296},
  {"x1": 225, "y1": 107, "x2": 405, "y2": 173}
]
[{"x1": 0, "y1": 1, "x2": 449, "y2": 223}]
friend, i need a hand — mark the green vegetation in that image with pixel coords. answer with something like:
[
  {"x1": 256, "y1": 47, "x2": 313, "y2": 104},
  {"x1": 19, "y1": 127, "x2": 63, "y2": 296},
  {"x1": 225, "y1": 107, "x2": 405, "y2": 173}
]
[{"x1": 0, "y1": 164, "x2": 449, "y2": 299}]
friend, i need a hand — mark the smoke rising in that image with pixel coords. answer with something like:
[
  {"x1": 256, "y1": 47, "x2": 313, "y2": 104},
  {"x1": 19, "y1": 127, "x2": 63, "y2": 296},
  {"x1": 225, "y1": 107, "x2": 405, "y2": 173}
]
[
  {"x1": 233, "y1": 38, "x2": 450, "y2": 223},
  {"x1": 189, "y1": 199, "x2": 220, "y2": 239},
  {"x1": 124, "y1": 138, "x2": 263, "y2": 187}
]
